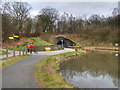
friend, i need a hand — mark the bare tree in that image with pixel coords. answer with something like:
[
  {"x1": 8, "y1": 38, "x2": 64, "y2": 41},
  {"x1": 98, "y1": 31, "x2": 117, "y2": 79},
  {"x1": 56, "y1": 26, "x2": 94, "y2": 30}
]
[
  {"x1": 59, "y1": 12, "x2": 69, "y2": 33},
  {"x1": 24, "y1": 18, "x2": 33, "y2": 36},
  {"x1": 34, "y1": 15, "x2": 43, "y2": 35},
  {"x1": 2, "y1": 14, "x2": 14, "y2": 42},
  {"x1": 39, "y1": 6, "x2": 58, "y2": 32},
  {"x1": 88, "y1": 14, "x2": 101, "y2": 26},
  {"x1": 3, "y1": 2, "x2": 32, "y2": 36},
  {"x1": 112, "y1": 8, "x2": 118, "y2": 16}
]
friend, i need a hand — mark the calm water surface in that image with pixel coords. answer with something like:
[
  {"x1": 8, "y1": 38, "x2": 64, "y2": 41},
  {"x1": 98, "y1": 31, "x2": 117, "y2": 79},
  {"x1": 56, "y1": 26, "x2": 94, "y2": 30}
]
[{"x1": 60, "y1": 51, "x2": 118, "y2": 88}]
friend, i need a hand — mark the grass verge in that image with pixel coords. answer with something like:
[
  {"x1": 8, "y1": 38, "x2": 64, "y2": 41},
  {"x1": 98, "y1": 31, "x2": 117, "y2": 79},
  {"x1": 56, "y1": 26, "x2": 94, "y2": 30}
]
[
  {"x1": 1, "y1": 54, "x2": 30, "y2": 69},
  {"x1": 34, "y1": 49, "x2": 84, "y2": 88},
  {"x1": 0, "y1": 51, "x2": 10, "y2": 55},
  {"x1": 0, "y1": 51, "x2": 6, "y2": 55}
]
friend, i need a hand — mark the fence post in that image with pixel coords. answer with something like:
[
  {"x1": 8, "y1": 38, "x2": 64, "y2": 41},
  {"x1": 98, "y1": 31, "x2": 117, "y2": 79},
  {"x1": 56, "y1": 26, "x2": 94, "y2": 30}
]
[
  {"x1": 6, "y1": 49, "x2": 8, "y2": 59},
  {"x1": 25, "y1": 48, "x2": 27, "y2": 55},
  {"x1": 23, "y1": 49, "x2": 24, "y2": 55},
  {"x1": 13, "y1": 49, "x2": 15, "y2": 57},
  {"x1": 19, "y1": 49, "x2": 21, "y2": 56}
]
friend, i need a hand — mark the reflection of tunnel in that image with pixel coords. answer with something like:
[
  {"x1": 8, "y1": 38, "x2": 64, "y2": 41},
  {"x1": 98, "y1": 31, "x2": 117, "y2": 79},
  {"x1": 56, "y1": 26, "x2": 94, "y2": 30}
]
[{"x1": 56, "y1": 37, "x2": 76, "y2": 47}]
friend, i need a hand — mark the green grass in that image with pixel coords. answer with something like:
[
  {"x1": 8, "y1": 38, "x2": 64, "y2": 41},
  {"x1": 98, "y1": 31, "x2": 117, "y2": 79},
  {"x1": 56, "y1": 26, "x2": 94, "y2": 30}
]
[
  {"x1": 0, "y1": 51, "x2": 10, "y2": 55},
  {"x1": 34, "y1": 49, "x2": 83, "y2": 88},
  {"x1": 0, "y1": 51, "x2": 6, "y2": 55},
  {"x1": 31, "y1": 37, "x2": 53, "y2": 45},
  {"x1": 77, "y1": 49, "x2": 83, "y2": 53},
  {"x1": 1, "y1": 54, "x2": 30, "y2": 69}
]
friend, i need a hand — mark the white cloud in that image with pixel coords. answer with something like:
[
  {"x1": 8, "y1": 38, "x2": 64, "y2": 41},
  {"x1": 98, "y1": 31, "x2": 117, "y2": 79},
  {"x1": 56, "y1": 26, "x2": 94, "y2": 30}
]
[
  {"x1": 29, "y1": 2, "x2": 118, "y2": 18},
  {"x1": 3, "y1": 1, "x2": 118, "y2": 19},
  {"x1": 30, "y1": 10, "x2": 39, "y2": 18}
]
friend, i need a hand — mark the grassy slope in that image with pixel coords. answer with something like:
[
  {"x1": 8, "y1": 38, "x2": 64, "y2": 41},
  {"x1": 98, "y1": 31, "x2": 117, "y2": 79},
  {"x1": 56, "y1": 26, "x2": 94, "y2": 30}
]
[
  {"x1": 5, "y1": 37, "x2": 52, "y2": 51},
  {"x1": 34, "y1": 49, "x2": 83, "y2": 88},
  {"x1": 31, "y1": 37, "x2": 52, "y2": 45},
  {"x1": 1, "y1": 54, "x2": 30, "y2": 69},
  {"x1": 46, "y1": 34, "x2": 118, "y2": 50}
]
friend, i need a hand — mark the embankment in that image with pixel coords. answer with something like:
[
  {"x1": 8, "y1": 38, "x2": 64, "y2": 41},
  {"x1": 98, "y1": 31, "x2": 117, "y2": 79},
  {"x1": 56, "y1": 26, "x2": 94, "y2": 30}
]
[{"x1": 34, "y1": 49, "x2": 85, "y2": 88}]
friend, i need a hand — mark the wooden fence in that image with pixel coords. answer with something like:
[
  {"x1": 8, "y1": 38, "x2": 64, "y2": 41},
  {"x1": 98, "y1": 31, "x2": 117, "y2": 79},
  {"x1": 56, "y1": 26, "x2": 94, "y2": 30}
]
[
  {"x1": 4, "y1": 45, "x2": 62, "y2": 59},
  {"x1": 5, "y1": 48, "x2": 27, "y2": 59}
]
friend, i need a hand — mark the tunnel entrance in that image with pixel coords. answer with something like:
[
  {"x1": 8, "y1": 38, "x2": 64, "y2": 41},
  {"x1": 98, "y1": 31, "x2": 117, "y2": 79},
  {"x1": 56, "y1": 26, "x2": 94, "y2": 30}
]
[{"x1": 56, "y1": 36, "x2": 76, "y2": 47}]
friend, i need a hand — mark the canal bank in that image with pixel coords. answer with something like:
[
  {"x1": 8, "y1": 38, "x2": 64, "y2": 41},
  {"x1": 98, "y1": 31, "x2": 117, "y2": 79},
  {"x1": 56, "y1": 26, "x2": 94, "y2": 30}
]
[{"x1": 34, "y1": 49, "x2": 84, "y2": 88}]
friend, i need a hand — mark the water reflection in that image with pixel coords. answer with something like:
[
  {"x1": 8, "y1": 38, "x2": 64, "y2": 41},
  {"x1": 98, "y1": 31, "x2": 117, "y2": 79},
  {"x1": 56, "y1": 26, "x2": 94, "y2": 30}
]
[{"x1": 60, "y1": 51, "x2": 118, "y2": 88}]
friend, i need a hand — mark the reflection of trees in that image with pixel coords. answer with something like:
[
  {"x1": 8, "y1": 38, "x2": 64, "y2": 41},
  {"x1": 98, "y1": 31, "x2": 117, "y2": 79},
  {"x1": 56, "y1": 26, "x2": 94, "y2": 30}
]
[{"x1": 60, "y1": 51, "x2": 118, "y2": 87}]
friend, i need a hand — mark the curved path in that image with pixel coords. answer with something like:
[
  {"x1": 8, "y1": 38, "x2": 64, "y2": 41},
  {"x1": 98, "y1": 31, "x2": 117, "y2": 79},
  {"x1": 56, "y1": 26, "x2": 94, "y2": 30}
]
[{"x1": 2, "y1": 48, "x2": 75, "y2": 88}]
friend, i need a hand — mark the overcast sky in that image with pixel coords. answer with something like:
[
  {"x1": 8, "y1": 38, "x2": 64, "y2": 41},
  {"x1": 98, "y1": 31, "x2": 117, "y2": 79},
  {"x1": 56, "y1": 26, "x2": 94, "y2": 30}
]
[
  {"x1": 3, "y1": 0, "x2": 119, "y2": 19},
  {"x1": 28, "y1": 2, "x2": 119, "y2": 19}
]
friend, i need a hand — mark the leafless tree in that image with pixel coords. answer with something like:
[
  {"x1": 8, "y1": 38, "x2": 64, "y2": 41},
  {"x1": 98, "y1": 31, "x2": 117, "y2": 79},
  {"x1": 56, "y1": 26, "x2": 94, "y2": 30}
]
[
  {"x1": 39, "y1": 6, "x2": 58, "y2": 32},
  {"x1": 2, "y1": 14, "x2": 14, "y2": 42},
  {"x1": 88, "y1": 14, "x2": 101, "y2": 26},
  {"x1": 3, "y1": 2, "x2": 32, "y2": 36}
]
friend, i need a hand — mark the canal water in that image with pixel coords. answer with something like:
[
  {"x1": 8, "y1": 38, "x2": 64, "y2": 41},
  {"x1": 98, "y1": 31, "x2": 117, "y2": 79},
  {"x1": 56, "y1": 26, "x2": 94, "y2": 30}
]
[{"x1": 60, "y1": 51, "x2": 118, "y2": 88}]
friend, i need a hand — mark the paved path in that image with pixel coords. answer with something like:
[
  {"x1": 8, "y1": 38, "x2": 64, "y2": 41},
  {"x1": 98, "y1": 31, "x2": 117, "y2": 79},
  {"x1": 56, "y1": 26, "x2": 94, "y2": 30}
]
[
  {"x1": 32, "y1": 48, "x2": 75, "y2": 55},
  {"x1": 2, "y1": 48, "x2": 75, "y2": 88},
  {"x1": 0, "y1": 48, "x2": 75, "y2": 59}
]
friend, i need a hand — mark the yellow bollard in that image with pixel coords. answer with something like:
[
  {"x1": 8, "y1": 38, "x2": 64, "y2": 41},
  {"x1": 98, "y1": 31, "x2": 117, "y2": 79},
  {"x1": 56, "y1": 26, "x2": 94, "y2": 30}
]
[{"x1": 45, "y1": 47, "x2": 51, "y2": 51}]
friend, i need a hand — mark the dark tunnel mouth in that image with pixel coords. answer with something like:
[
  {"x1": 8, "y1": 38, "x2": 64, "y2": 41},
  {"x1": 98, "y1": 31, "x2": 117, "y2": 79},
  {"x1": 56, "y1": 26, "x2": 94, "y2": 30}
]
[
  {"x1": 73, "y1": 43, "x2": 76, "y2": 46},
  {"x1": 56, "y1": 36, "x2": 76, "y2": 47}
]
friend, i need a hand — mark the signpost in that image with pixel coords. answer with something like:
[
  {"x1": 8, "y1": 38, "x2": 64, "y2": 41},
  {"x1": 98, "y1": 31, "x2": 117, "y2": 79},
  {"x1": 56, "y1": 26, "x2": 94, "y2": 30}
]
[
  {"x1": 9, "y1": 37, "x2": 13, "y2": 39},
  {"x1": 14, "y1": 35, "x2": 19, "y2": 38},
  {"x1": 9, "y1": 34, "x2": 19, "y2": 50}
]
